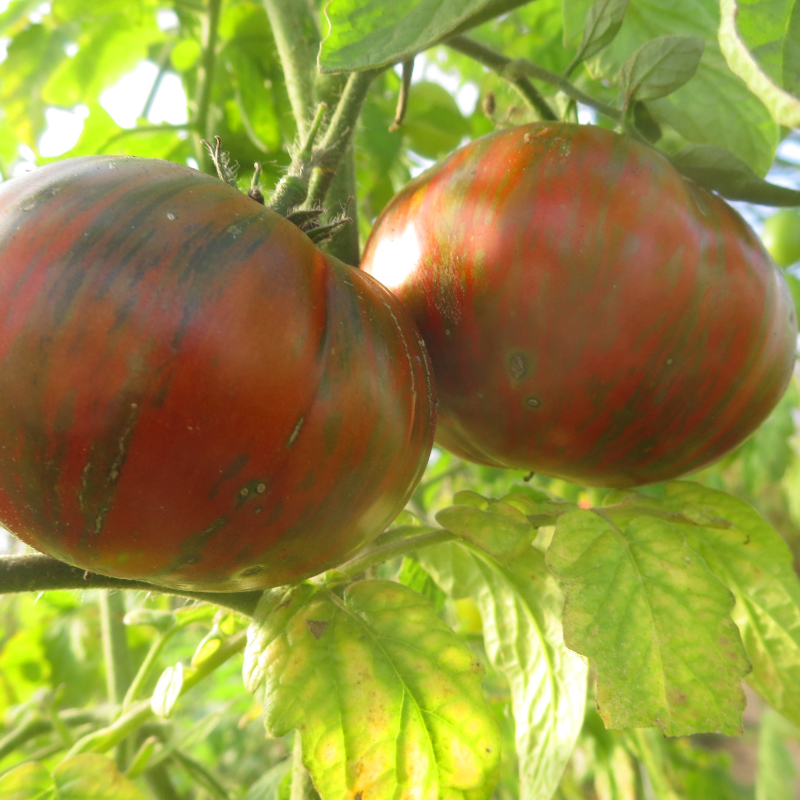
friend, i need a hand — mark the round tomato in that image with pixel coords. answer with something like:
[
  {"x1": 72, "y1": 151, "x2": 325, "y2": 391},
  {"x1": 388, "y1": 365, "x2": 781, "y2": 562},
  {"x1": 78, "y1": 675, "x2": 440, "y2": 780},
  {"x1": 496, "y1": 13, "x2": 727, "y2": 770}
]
[
  {"x1": 0, "y1": 156, "x2": 435, "y2": 591},
  {"x1": 763, "y1": 209, "x2": 800, "y2": 268},
  {"x1": 362, "y1": 123, "x2": 797, "y2": 488}
]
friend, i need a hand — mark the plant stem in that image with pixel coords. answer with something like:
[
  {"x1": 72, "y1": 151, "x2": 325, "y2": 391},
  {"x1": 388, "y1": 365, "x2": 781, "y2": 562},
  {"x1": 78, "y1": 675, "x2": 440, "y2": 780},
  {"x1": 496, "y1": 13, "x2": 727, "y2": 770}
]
[
  {"x1": 499, "y1": 52, "x2": 624, "y2": 123},
  {"x1": 290, "y1": 731, "x2": 317, "y2": 800},
  {"x1": 319, "y1": 144, "x2": 360, "y2": 265},
  {"x1": 142, "y1": 41, "x2": 174, "y2": 120},
  {"x1": 446, "y1": 35, "x2": 558, "y2": 121},
  {"x1": 0, "y1": 710, "x2": 99, "y2": 763},
  {"x1": 174, "y1": 750, "x2": 231, "y2": 800},
  {"x1": 262, "y1": 0, "x2": 321, "y2": 138},
  {"x1": 122, "y1": 627, "x2": 179, "y2": 713},
  {"x1": 631, "y1": 729, "x2": 681, "y2": 800},
  {"x1": 303, "y1": 69, "x2": 379, "y2": 211},
  {"x1": 67, "y1": 631, "x2": 247, "y2": 758},
  {"x1": 338, "y1": 529, "x2": 455, "y2": 578},
  {"x1": 100, "y1": 592, "x2": 133, "y2": 707},
  {"x1": 0, "y1": 554, "x2": 262, "y2": 617},
  {"x1": 99, "y1": 591, "x2": 134, "y2": 768},
  {"x1": 144, "y1": 762, "x2": 183, "y2": 800},
  {"x1": 194, "y1": 0, "x2": 223, "y2": 173}
]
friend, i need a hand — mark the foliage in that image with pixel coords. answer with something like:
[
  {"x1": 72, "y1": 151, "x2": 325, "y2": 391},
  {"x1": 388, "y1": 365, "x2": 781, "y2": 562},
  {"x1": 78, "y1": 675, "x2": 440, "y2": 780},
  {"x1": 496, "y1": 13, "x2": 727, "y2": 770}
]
[{"x1": 0, "y1": 0, "x2": 798, "y2": 799}]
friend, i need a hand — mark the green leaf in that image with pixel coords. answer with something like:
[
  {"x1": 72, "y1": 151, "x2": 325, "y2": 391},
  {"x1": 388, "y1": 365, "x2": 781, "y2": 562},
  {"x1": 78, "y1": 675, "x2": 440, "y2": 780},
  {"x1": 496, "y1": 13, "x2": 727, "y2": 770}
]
[
  {"x1": 546, "y1": 508, "x2": 750, "y2": 736},
  {"x1": 224, "y1": 47, "x2": 281, "y2": 152},
  {"x1": 436, "y1": 501, "x2": 532, "y2": 558},
  {"x1": 718, "y1": 0, "x2": 800, "y2": 128},
  {"x1": 151, "y1": 662, "x2": 184, "y2": 718},
  {"x1": 402, "y1": 81, "x2": 471, "y2": 159},
  {"x1": 244, "y1": 581, "x2": 501, "y2": 800},
  {"x1": 576, "y1": 0, "x2": 630, "y2": 65},
  {"x1": 452, "y1": 490, "x2": 491, "y2": 509},
  {"x1": 671, "y1": 144, "x2": 800, "y2": 205},
  {"x1": 756, "y1": 710, "x2": 797, "y2": 800},
  {"x1": 419, "y1": 543, "x2": 588, "y2": 800},
  {"x1": 620, "y1": 34, "x2": 705, "y2": 103},
  {"x1": 319, "y1": 0, "x2": 527, "y2": 73},
  {"x1": 0, "y1": 762, "x2": 55, "y2": 800},
  {"x1": 53, "y1": 754, "x2": 147, "y2": 800},
  {"x1": 241, "y1": 760, "x2": 291, "y2": 800},
  {"x1": 171, "y1": 38, "x2": 202, "y2": 72},
  {"x1": 658, "y1": 482, "x2": 800, "y2": 728},
  {"x1": 585, "y1": 0, "x2": 779, "y2": 177}
]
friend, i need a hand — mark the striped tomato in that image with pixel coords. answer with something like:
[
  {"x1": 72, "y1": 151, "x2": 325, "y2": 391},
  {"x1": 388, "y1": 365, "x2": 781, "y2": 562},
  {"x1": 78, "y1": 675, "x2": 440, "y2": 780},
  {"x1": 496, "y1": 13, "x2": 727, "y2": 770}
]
[
  {"x1": 0, "y1": 156, "x2": 435, "y2": 591},
  {"x1": 362, "y1": 123, "x2": 796, "y2": 488}
]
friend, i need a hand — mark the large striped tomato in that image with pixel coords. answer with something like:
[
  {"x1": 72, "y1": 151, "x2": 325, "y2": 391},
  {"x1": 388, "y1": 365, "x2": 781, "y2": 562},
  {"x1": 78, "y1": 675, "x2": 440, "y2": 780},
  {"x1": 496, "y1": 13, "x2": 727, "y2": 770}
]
[
  {"x1": 362, "y1": 122, "x2": 796, "y2": 488},
  {"x1": 0, "y1": 156, "x2": 435, "y2": 591}
]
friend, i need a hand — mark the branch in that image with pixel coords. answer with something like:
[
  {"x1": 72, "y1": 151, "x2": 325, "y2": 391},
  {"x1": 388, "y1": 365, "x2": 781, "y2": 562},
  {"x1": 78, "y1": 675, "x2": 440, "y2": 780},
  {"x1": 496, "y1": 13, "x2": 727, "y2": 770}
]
[
  {"x1": 0, "y1": 554, "x2": 261, "y2": 617},
  {"x1": 194, "y1": 0, "x2": 223, "y2": 172},
  {"x1": 262, "y1": 0, "x2": 322, "y2": 138},
  {"x1": 446, "y1": 35, "x2": 558, "y2": 121},
  {"x1": 303, "y1": 68, "x2": 379, "y2": 210}
]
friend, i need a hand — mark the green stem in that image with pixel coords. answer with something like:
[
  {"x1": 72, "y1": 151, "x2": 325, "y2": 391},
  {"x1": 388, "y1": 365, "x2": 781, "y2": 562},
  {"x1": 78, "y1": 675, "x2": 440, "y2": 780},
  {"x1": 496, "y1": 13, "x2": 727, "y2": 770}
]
[
  {"x1": 631, "y1": 730, "x2": 680, "y2": 800},
  {"x1": 262, "y1": 0, "x2": 321, "y2": 137},
  {"x1": 446, "y1": 35, "x2": 558, "y2": 121},
  {"x1": 122, "y1": 626, "x2": 180, "y2": 713},
  {"x1": 142, "y1": 41, "x2": 174, "y2": 120},
  {"x1": 99, "y1": 591, "x2": 134, "y2": 769},
  {"x1": 66, "y1": 631, "x2": 247, "y2": 759},
  {"x1": 319, "y1": 144, "x2": 360, "y2": 265},
  {"x1": 290, "y1": 731, "x2": 317, "y2": 800},
  {"x1": 389, "y1": 58, "x2": 414, "y2": 131},
  {"x1": 194, "y1": 0, "x2": 224, "y2": 172},
  {"x1": 303, "y1": 69, "x2": 379, "y2": 211},
  {"x1": 499, "y1": 53, "x2": 623, "y2": 123},
  {"x1": 100, "y1": 592, "x2": 133, "y2": 707},
  {"x1": 268, "y1": 102, "x2": 328, "y2": 216},
  {"x1": 338, "y1": 529, "x2": 455, "y2": 578},
  {"x1": 0, "y1": 711, "x2": 98, "y2": 763},
  {"x1": 0, "y1": 554, "x2": 262, "y2": 617}
]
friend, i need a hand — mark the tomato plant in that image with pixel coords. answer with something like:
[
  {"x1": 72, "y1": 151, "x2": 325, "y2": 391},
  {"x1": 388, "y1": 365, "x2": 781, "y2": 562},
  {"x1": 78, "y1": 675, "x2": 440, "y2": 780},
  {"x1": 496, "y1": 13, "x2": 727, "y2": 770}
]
[
  {"x1": 362, "y1": 122, "x2": 798, "y2": 488},
  {"x1": 0, "y1": 2, "x2": 799, "y2": 799},
  {"x1": 0, "y1": 155, "x2": 435, "y2": 591}
]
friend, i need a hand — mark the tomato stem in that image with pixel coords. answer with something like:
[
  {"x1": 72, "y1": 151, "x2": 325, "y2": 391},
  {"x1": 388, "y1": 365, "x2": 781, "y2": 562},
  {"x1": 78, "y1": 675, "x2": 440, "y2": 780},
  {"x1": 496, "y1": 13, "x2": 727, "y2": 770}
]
[
  {"x1": 303, "y1": 69, "x2": 380, "y2": 212},
  {"x1": 446, "y1": 35, "x2": 558, "y2": 121},
  {"x1": 193, "y1": 0, "x2": 223, "y2": 173}
]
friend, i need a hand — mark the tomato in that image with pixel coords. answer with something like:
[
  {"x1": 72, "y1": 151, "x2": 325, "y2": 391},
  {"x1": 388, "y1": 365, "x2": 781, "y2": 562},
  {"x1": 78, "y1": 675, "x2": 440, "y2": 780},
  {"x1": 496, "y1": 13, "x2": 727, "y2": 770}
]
[
  {"x1": 763, "y1": 209, "x2": 800, "y2": 268},
  {"x1": 362, "y1": 123, "x2": 797, "y2": 488},
  {"x1": 0, "y1": 156, "x2": 435, "y2": 591}
]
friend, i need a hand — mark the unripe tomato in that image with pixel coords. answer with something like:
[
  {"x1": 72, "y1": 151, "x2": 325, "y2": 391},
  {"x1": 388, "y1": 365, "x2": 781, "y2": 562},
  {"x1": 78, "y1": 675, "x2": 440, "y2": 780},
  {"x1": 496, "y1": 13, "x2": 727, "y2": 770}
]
[
  {"x1": 362, "y1": 123, "x2": 796, "y2": 488},
  {"x1": 0, "y1": 156, "x2": 435, "y2": 591},
  {"x1": 763, "y1": 209, "x2": 800, "y2": 267}
]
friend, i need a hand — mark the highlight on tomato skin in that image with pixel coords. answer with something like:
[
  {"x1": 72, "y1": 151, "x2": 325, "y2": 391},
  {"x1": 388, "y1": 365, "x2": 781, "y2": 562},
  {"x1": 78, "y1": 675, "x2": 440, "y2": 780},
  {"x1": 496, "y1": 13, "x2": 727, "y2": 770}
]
[
  {"x1": 0, "y1": 155, "x2": 436, "y2": 592},
  {"x1": 362, "y1": 122, "x2": 798, "y2": 489}
]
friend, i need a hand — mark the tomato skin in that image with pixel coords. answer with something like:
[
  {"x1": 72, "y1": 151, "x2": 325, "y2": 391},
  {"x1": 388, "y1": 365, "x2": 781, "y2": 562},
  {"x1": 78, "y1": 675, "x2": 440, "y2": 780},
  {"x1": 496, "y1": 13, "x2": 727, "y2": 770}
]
[
  {"x1": 0, "y1": 156, "x2": 435, "y2": 591},
  {"x1": 362, "y1": 123, "x2": 797, "y2": 488}
]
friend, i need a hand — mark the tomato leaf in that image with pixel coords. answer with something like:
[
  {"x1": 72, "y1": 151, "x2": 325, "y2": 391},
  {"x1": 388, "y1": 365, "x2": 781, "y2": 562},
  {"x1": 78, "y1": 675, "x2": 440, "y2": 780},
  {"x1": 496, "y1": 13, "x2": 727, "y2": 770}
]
[
  {"x1": 418, "y1": 542, "x2": 588, "y2": 800},
  {"x1": 151, "y1": 662, "x2": 184, "y2": 719},
  {"x1": 401, "y1": 81, "x2": 471, "y2": 159},
  {"x1": 718, "y1": 0, "x2": 800, "y2": 128},
  {"x1": 656, "y1": 482, "x2": 800, "y2": 728},
  {"x1": 319, "y1": 0, "x2": 531, "y2": 73},
  {"x1": 243, "y1": 581, "x2": 502, "y2": 800},
  {"x1": 574, "y1": 0, "x2": 630, "y2": 67},
  {"x1": 54, "y1": 754, "x2": 147, "y2": 800},
  {"x1": 436, "y1": 501, "x2": 532, "y2": 558},
  {"x1": 579, "y1": 0, "x2": 780, "y2": 177},
  {"x1": 671, "y1": 144, "x2": 800, "y2": 205},
  {"x1": 620, "y1": 34, "x2": 705, "y2": 103},
  {"x1": 546, "y1": 507, "x2": 750, "y2": 736},
  {"x1": 0, "y1": 762, "x2": 55, "y2": 800}
]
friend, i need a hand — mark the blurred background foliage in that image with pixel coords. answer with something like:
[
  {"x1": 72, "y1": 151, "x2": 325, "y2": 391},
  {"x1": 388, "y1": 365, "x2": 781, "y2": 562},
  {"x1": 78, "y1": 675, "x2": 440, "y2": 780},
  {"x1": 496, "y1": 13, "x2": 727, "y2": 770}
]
[{"x1": 0, "y1": 0, "x2": 798, "y2": 797}]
